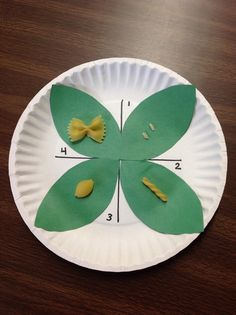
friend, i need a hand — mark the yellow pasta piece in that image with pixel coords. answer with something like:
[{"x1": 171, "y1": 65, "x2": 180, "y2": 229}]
[
  {"x1": 68, "y1": 118, "x2": 88, "y2": 142},
  {"x1": 68, "y1": 115, "x2": 106, "y2": 143},
  {"x1": 142, "y1": 132, "x2": 149, "y2": 140},
  {"x1": 75, "y1": 179, "x2": 94, "y2": 198},
  {"x1": 149, "y1": 123, "x2": 155, "y2": 131},
  {"x1": 142, "y1": 177, "x2": 168, "y2": 202},
  {"x1": 87, "y1": 115, "x2": 106, "y2": 143}
]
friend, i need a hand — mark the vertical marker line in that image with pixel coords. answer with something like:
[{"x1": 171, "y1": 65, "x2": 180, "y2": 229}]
[
  {"x1": 120, "y1": 99, "x2": 123, "y2": 132},
  {"x1": 117, "y1": 160, "x2": 121, "y2": 223},
  {"x1": 117, "y1": 99, "x2": 123, "y2": 223}
]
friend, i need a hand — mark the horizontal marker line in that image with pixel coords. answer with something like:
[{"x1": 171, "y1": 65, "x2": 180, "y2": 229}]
[
  {"x1": 55, "y1": 156, "x2": 182, "y2": 162},
  {"x1": 55, "y1": 155, "x2": 94, "y2": 160},
  {"x1": 149, "y1": 158, "x2": 182, "y2": 162}
]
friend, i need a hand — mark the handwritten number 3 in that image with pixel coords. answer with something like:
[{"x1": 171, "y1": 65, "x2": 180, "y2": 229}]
[{"x1": 106, "y1": 213, "x2": 113, "y2": 221}]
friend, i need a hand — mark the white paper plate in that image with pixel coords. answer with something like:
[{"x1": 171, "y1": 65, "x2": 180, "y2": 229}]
[{"x1": 9, "y1": 58, "x2": 227, "y2": 272}]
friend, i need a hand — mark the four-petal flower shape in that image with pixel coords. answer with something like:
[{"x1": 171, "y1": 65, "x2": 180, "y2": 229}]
[{"x1": 35, "y1": 84, "x2": 204, "y2": 234}]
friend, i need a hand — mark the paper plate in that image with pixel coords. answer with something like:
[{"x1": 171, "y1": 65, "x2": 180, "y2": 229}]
[{"x1": 9, "y1": 58, "x2": 227, "y2": 272}]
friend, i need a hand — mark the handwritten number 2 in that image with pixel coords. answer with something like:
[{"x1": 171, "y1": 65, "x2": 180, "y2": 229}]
[{"x1": 175, "y1": 162, "x2": 181, "y2": 170}]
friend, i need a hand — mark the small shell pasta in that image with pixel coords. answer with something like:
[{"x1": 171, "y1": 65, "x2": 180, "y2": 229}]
[{"x1": 75, "y1": 179, "x2": 94, "y2": 198}]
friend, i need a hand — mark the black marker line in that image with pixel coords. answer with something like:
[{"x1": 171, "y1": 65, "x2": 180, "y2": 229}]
[
  {"x1": 120, "y1": 99, "x2": 123, "y2": 132},
  {"x1": 149, "y1": 158, "x2": 182, "y2": 162},
  {"x1": 128, "y1": 101, "x2": 130, "y2": 106},
  {"x1": 55, "y1": 155, "x2": 94, "y2": 160},
  {"x1": 117, "y1": 100, "x2": 124, "y2": 223},
  {"x1": 117, "y1": 162, "x2": 121, "y2": 223}
]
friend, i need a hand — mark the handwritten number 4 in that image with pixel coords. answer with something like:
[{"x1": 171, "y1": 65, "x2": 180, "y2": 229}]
[{"x1": 61, "y1": 147, "x2": 67, "y2": 155}]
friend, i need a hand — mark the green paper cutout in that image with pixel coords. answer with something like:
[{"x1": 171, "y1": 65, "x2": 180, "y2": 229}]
[
  {"x1": 35, "y1": 159, "x2": 119, "y2": 231},
  {"x1": 121, "y1": 85, "x2": 196, "y2": 160},
  {"x1": 121, "y1": 160, "x2": 204, "y2": 234},
  {"x1": 50, "y1": 85, "x2": 121, "y2": 159},
  {"x1": 35, "y1": 84, "x2": 204, "y2": 235}
]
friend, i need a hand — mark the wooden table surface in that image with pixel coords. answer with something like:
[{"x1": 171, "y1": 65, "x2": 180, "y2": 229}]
[{"x1": 1, "y1": 0, "x2": 235, "y2": 314}]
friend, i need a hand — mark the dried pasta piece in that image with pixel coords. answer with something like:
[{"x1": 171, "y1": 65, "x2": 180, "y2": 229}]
[
  {"x1": 68, "y1": 118, "x2": 88, "y2": 142},
  {"x1": 142, "y1": 132, "x2": 149, "y2": 140},
  {"x1": 67, "y1": 115, "x2": 106, "y2": 143},
  {"x1": 75, "y1": 179, "x2": 94, "y2": 198},
  {"x1": 149, "y1": 123, "x2": 155, "y2": 131},
  {"x1": 142, "y1": 177, "x2": 168, "y2": 202},
  {"x1": 87, "y1": 115, "x2": 106, "y2": 143}
]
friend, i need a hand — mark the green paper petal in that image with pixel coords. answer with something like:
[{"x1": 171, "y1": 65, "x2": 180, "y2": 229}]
[
  {"x1": 35, "y1": 159, "x2": 119, "y2": 231},
  {"x1": 121, "y1": 85, "x2": 196, "y2": 160},
  {"x1": 50, "y1": 85, "x2": 121, "y2": 159},
  {"x1": 121, "y1": 160, "x2": 204, "y2": 234}
]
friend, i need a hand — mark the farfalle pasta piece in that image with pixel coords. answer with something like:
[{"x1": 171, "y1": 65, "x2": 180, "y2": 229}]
[
  {"x1": 68, "y1": 115, "x2": 106, "y2": 143},
  {"x1": 87, "y1": 115, "x2": 106, "y2": 143},
  {"x1": 67, "y1": 118, "x2": 88, "y2": 142}
]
